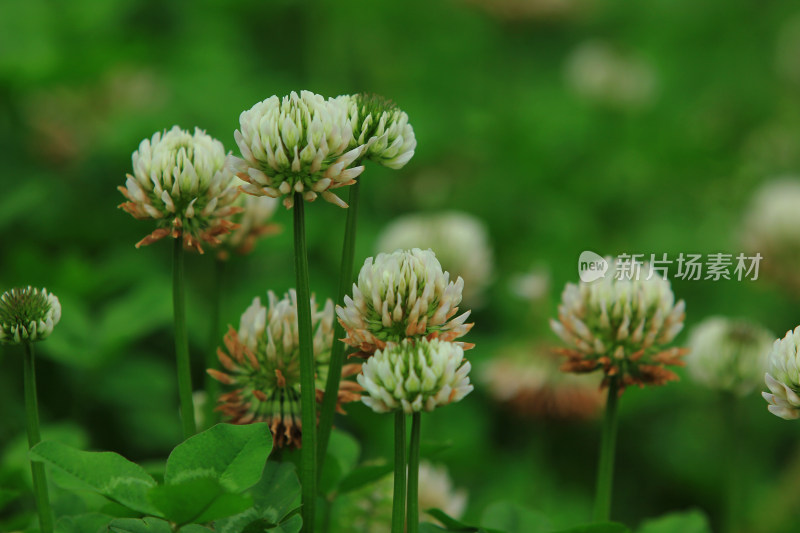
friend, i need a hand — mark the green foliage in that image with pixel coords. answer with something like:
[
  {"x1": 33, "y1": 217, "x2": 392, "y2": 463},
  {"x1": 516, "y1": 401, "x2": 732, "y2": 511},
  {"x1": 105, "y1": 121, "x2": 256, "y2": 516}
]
[{"x1": 636, "y1": 510, "x2": 712, "y2": 533}]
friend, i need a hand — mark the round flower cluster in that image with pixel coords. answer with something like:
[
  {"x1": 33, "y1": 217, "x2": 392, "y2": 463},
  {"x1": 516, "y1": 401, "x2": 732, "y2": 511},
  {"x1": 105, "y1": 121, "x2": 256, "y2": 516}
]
[
  {"x1": 231, "y1": 91, "x2": 416, "y2": 209},
  {"x1": 686, "y1": 317, "x2": 773, "y2": 396},
  {"x1": 214, "y1": 194, "x2": 280, "y2": 260},
  {"x1": 551, "y1": 258, "x2": 687, "y2": 390},
  {"x1": 741, "y1": 178, "x2": 800, "y2": 292},
  {"x1": 119, "y1": 126, "x2": 241, "y2": 252},
  {"x1": 348, "y1": 94, "x2": 416, "y2": 169},
  {"x1": 763, "y1": 326, "x2": 800, "y2": 420},
  {"x1": 357, "y1": 338, "x2": 473, "y2": 413},
  {"x1": 208, "y1": 291, "x2": 361, "y2": 447},
  {"x1": 482, "y1": 344, "x2": 603, "y2": 420},
  {"x1": 0, "y1": 287, "x2": 61, "y2": 344},
  {"x1": 337, "y1": 248, "x2": 473, "y2": 356},
  {"x1": 375, "y1": 211, "x2": 493, "y2": 308}
]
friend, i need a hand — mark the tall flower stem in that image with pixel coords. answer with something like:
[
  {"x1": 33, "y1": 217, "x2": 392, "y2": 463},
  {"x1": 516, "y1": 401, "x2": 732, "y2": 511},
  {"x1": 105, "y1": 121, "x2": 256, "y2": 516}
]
[
  {"x1": 23, "y1": 342, "x2": 53, "y2": 533},
  {"x1": 407, "y1": 412, "x2": 422, "y2": 533},
  {"x1": 593, "y1": 377, "x2": 620, "y2": 522},
  {"x1": 392, "y1": 411, "x2": 407, "y2": 533},
  {"x1": 317, "y1": 179, "x2": 361, "y2": 472},
  {"x1": 293, "y1": 193, "x2": 317, "y2": 533},
  {"x1": 173, "y1": 238, "x2": 197, "y2": 439},
  {"x1": 204, "y1": 257, "x2": 226, "y2": 429}
]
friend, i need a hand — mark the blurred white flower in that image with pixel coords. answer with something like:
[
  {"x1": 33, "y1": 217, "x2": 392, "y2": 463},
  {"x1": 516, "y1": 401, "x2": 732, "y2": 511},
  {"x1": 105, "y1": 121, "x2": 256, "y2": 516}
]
[
  {"x1": 231, "y1": 91, "x2": 364, "y2": 209},
  {"x1": 417, "y1": 461, "x2": 468, "y2": 520},
  {"x1": 338, "y1": 248, "x2": 473, "y2": 355},
  {"x1": 741, "y1": 178, "x2": 800, "y2": 292},
  {"x1": 215, "y1": 194, "x2": 280, "y2": 260},
  {"x1": 565, "y1": 41, "x2": 656, "y2": 109},
  {"x1": 551, "y1": 257, "x2": 686, "y2": 390},
  {"x1": 118, "y1": 126, "x2": 241, "y2": 252},
  {"x1": 357, "y1": 338, "x2": 473, "y2": 414},
  {"x1": 0, "y1": 287, "x2": 61, "y2": 345},
  {"x1": 209, "y1": 290, "x2": 361, "y2": 447},
  {"x1": 482, "y1": 344, "x2": 603, "y2": 420},
  {"x1": 764, "y1": 326, "x2": 800, "y2": 420},
  {"x1": 376, "y1": 211, "x2": 493, "y2": 308},
  {"x1": 509, "y1": 267, "x2": 551, "y2": 303},
  {"x1": 686, "y1": 317, "x2": 773, "y2": 396}
]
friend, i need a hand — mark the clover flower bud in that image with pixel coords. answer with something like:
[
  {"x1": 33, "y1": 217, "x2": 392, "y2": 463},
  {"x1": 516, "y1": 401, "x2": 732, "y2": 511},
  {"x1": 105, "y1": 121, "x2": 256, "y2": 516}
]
[
  {"x1": 357, "y1": 338, "x2": 473, "y2": 414},
  {"x1": 0, "y1": 287, "x2": 61, "y2": 344},
  {"x1": 763, "y1": 326, "x2": 800, "y2": 420},
  {"x1": 348, "y1": 94, "x2": 416, "y2": 169}
]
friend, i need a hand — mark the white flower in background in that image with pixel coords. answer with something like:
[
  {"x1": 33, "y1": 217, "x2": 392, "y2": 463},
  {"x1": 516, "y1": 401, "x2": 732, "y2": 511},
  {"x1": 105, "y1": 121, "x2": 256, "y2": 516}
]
[
  {"x1": 231, "y1": 91, "x2": 364, "y2": 209},
  {"x1": 337, "y1": 248, "x2": 473, "y2": 356},
  {"x1": 215, "y1": 194, "x2": 280, "y2": 260},
  {"x1": 118, "y1": 126, "x2": 241, "y2": 252},
  {"x1": 417, "y1": 461, "x2": 468, "y2": 520},
  {"x1": 208, "y1": 290, "x2": 361, "y2": 447},
  {"x1": 482, "y1": 344, "x2": 603, "y2": 420},
  {"x1": 509, "y1": 267, "x2": 551, "y2": 302},
  {"x1": 686, "y1": 317, "x2": 773, "y2": 396},
  {"x1": 741, "y1": 178, "x2": 800, "y2": 292},
  {"x1": 551, "y1": 257, "x2": 687, "y2": 390},
  {"x1": 349, "y1": 94, "x2": 416, "y2": 169},
  {"x1": 565, "y1": 41, "x2": 656, "y2": 109},
  {"x1": 357, "y1": 338, "x2": 473, "y2": 414},
  {"x1": 764, "y1": 326, "x2": 800, "y2": 420},
  {"x1": 0, "y1": 287, "x2": 61, "y2": 344},
  {"x1": 375, "y1": 211, "x2": 493, "y2": 308}
]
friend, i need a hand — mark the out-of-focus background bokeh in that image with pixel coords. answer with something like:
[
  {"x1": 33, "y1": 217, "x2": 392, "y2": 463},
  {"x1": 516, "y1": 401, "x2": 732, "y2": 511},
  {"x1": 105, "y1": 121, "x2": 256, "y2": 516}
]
[{"x1": 2, "y1": 0, "x2": 800, "y2": 531}]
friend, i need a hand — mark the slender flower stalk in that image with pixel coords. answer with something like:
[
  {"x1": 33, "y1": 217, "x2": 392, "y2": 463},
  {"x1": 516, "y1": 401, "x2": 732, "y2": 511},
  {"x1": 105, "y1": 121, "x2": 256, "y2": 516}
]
[
  {"x1": 318, "y1": 179, "x2": 361, "y2": 473},
  {"x1": 407, "y1": 412, "x2": 422, "y2": 533},
  {"x1": 593, "y1": 376, "x2": 620, "y2": 522},
  {"x1": 1, "y1": 287, "x2": 60, "y2": 533},
  {"x1": 173, "y1": 239, "x2": 196, "y2": 438},
  {"x1": 392, "y1": 411, "x2": 407, "y2": 533},
  {"x1": 24, "y1": 342, "x2": 53, "y2": 533},
  {"x1": 293, "y1": 192, "x2": 317, "y2": 532}
]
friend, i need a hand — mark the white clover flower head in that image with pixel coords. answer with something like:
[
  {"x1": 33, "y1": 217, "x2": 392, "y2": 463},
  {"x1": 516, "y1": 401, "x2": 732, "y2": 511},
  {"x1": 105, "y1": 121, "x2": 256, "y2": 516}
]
[
  {"x1": 337, "y1": 248, "x2": 473, "y2": 356},
  {"x1": 209, "y1": 290, "x2": 361, "y2": 447},
  {"x1": 0, "y1": 287, "x2": 61, "y2": 344},
  {"x1": 118, "y1": 126, "x2": 242, "y2": 253},
  {"x1": 215, "y1": 194, "x2": 280, "y2": 260},
  {"x1": 418, "y1": 461, "x2": 468, "y2": 521},
  {"x1": 231, "y1": 90, "x2": 365, "y2": 209},
  {"x1": 763, "y1": 326, "x2": 800, "y2": 420},
  {"x1": 349, "y1": 94, "x2": 416, "y2": 169},
  {"x1": 686, "y1": 317, "x2": 773, "y2": 396},
  {"x1": 375, "y1": 211, "x2": 493, "y2": 308},
  {"x1": 357, "y1": 338, "x2": 473, "y2": 414},
  {"x1": 741, "y1": 178, "x2": 800, "y2": 291},
  {"x1": 551, "y1": 257, "x2": 687, "y2": 390},
  {"x1": 565, "y1": 41, "x2": 656, "y2": 109}
]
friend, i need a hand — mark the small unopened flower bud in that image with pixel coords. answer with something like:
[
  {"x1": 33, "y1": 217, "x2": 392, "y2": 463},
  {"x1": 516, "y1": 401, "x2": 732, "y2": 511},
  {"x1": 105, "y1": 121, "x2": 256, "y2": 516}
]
[
  {"x1": 348, "y1": 94, "x2": 416, "y2": 169},
  {"x1": 0, "y1": 287, "x2": 61, "y2": 344},
  {"x1": 357, "y1": 338, "x2": 473, "y2": 414}
]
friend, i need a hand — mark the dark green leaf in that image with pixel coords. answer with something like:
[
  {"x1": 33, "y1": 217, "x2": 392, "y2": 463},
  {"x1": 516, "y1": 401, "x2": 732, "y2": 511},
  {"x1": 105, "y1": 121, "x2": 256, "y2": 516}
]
[
  {"x1": 55, "y1": 512, "x2": 112, "y2": 533},
  {"x1": 553, "y1": 523, "x2": 630, "y2": 533},
  {"x1": 29, "y1": 441, "x2": 160, "y2": 516},
  {"x1": 480, "y1": 501, "x2": 554, "y2": 533},
  {"x1": 164, "y1": 423, "x2": 272, "y2": 492},
  {"x1": 107, "y1": 517, "x2": 173, "y2": 533},
  {"x1": 337, "y1": 463, "x2": 393, "y2": 494}
]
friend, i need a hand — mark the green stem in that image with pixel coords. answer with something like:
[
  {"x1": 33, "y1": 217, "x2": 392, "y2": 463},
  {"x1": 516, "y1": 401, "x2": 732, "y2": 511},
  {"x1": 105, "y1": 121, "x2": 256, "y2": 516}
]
[
  {"x1": 173, "y1": 238, "x2": 197, "y2": 439},
  {"x1": 204, "y1": 257, "x2": 225, "y2": 429},
  {"x1": 293, "y1": 193, "x2": 317, "y2": 533},
  {"x1": 23, "y1": 342, "x2": 54, "y2": 533},
  {"x1": 407, "y1": 412, "x2": 422, "y2": 533},
  {"x1": 593, "y1": 377, "x2": 620, "y2": 522},
  {"x1": 317, "y1": 180, "x2": 361, "y2": 473},
  {"x1": 392, "y1": 411, "x2": 407, "y2": 533}
]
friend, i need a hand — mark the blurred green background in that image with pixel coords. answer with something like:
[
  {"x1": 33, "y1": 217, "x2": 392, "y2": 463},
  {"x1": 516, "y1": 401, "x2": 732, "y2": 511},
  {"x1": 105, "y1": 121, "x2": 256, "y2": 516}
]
[{"x1": 2, "y1": 0, "x2": 800, "y2": 531}]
